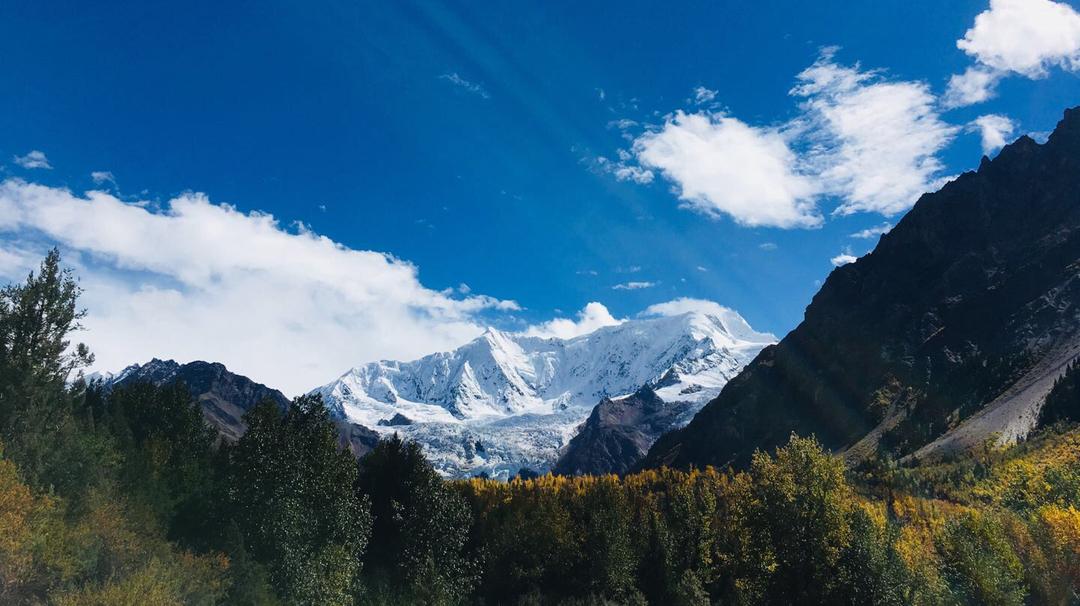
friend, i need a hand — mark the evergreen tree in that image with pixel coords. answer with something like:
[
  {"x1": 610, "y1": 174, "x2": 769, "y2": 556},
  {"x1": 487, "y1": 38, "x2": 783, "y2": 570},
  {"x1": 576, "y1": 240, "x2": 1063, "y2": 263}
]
[
  {"x1": 1040, "y1": 360, "x2": 1080, "y2": 425},
  {"x1": 0, "y1": 249, "x2": 100, "y2": 495},
  {"x1": 103, "y1": 381, "x2": 217, "y2": 543},
  {"x1": 358, "y1": 434, "x2": 477, "y2": 603},
  {"x1": 225, "y1": 395, "x2": 370, "y2": 605}
]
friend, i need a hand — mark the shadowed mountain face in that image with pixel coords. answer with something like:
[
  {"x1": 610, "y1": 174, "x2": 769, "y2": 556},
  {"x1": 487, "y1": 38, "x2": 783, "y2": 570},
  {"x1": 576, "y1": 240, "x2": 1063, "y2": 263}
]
[
  {"x1": 101, "y1": 359, "x2": 379, "y2": 457},
  {"x1": 645, "y1": 108, "x2": 1080, "y2": 471},
  {"x1": 553, "y1": 387, "x2": 694, "y2": 476}
]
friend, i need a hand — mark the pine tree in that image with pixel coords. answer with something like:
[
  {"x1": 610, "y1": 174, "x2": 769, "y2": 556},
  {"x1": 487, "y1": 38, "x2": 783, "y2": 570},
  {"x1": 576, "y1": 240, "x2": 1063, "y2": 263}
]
[{"x1": 0, "y1": 249, "x2": 101, "y2": 495}]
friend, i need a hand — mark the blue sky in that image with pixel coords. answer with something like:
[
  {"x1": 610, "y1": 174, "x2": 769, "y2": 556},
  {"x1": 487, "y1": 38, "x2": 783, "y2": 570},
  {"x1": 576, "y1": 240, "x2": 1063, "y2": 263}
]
[{"x1": 2, "y1": 0, "x2": 1080, "y2": 392}]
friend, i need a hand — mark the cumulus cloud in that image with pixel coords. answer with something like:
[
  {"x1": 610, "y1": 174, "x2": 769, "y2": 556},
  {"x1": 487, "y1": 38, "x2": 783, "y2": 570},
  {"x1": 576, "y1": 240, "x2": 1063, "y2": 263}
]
[
  {"x1": 633, "y1": 111, "x2": 821, "y2": 228},
  {"x1": 612, "y1": 281, "x2": 656, "y2": 290},
  {"x1": 850, "y1": 223, "x2": 892, "y2": 239},
  {"x1": 830, "y1": 251, "x2": 858, "y2": 266},
  {"x1": 615, "y1": 51, "x2": 956, "y2": 227},
  {"x1": 13, "y1": 150, "x2": 52, "y2": 170},
  {"x1": 792, "y1": 53, "x2": 958, "y2": 216},
  {"x1": 970, "y1": 114, "x2": 1016, "y2": 154},
  {"x1": 439, "y1": 72, "x2": 490, "y2": 99},
  {"x1": 943, "y1": 67, "x2": 1000, "y2": 108},
  {"x1": 0, "y1": 179, "x2": 521, "y2": 394},
  {"x1": 945, "y1": 0, "x2": 1080, "y2": 106},
  {"x1": 959, "y1": 0, "x2": 1080, "y2": 75},
  {"x1": 521, "y1": 302, "x2": 622, "y2": 340}
]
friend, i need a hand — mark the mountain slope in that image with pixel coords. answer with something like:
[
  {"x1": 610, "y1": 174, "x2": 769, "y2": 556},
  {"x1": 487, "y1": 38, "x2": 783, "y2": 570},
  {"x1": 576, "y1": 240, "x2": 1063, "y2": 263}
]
[
  {"x1": 314, "y1": 309, "x2": 774, "y2": 478},
  {"x1": 644, "y1": 107, "x2": 1080, "y2": 471},
  {"x1": 553, "y1": 387, "x2": 693, "y2": 476},
  {"x1": 97, "y1": 359, "x2": 380, "y2": 456}
]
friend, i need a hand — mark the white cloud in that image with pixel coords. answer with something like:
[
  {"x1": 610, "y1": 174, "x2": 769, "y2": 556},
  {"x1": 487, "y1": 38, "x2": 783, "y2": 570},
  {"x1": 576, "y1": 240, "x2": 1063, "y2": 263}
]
[
  {"x1": 943, "y1": 67, "x2": 1000, "y2": 108},
  {"x1": 612, "y1": 281, "x2": 656, "y2": 290},
  {"x1": 521, "y1": 302, "x2": 622, "y2": 339},
  {"x1": 607, "y1": 119, "x2": 638, "y2": 130},
  {"x1": 970, "y1": 114, "x2": 1016, "y2": 154},
  {"x1": 792, "y1": 53, "x2": 958, "y2": 216},
  {"x1": 959, "y1": 0, "x2": 1080, "y2": 75},
  {"x1": 439, "y1": 72, "x2": 490, "y2": 99},
  {"x1": 633, "y1": 111, "x2": 822, "y2": 228},
  {"x1": 945, "y1": 0, "x2": 1080, "y2": 106},
  {"x1": 758, "y1": 242, "x2": 778, "y2": 251},
  {"x1": 613, "y1": 164, "x2": 655, "y2": 184},
  {"x1": 641, "y1": 297, "x2": 777, "y2": 342},
  {"x1": 614, "y1": 51, "x2": 957, "y2": 227},
  {"x1": 0, "y1": 179, "x2": 522, "y2": 394},
  {"x1": 692, "y1": 86, "x2": 718, "y2": 104},
  {"x1": 830, "y1": 251, "x2": 858, "y2": 266},
  {"x1": 695, "y1": 265, "x2": 708, "y2": 271},
  {"x1": 642, "y1": 297, "x2": 731, "y2": 318},
  {"x1": 91, "y1": 171, "x2": 115, "y2": 184},
  {"x1": 13, "y1": 150, "x2": 52, "y2": 170},
  {"x1": 593, "y1": 155, "x2": 655, "y2": 184},
  {"x1": 850, "y1": 223, "x2": 892, "y2": 239},
  {"x1": 0, "y1": 245, "x2": 42, "y2": 278}
]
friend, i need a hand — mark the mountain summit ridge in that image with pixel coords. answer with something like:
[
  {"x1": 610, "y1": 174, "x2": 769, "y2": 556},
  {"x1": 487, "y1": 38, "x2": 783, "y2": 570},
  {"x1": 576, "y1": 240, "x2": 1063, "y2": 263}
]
[
  {"x1": 315, "y1": 309, "x2": 774, "y2": 426},
  {"x1": 312, "y1": 308, "x2": 774, "y2": 478},
  {"x1": 92, "y1": 358, "x2": 380, "y2": 456}
]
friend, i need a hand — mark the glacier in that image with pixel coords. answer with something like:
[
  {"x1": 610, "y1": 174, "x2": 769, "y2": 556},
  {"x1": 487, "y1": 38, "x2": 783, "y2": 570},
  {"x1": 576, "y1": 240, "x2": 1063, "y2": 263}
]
[{"x1": 311, "y1": 309, "x2": 774, "y2": 479}]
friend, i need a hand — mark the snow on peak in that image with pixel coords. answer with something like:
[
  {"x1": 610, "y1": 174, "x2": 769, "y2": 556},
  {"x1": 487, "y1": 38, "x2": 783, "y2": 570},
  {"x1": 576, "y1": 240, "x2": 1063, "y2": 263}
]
[{"x1": 311, "y1": 303, "x2": 775, "y2": 479}]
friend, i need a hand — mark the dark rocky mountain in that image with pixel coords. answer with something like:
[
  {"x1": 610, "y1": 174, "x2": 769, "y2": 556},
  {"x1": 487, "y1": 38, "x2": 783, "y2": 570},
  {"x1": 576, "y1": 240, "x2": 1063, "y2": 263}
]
[
  {"x1": 644, "y1": 107, "x2": 1080, "y2": 471},
  {"x1": 98, "y1": 359, "x2": 379, "y2": 456},
  {"x1": 554, "y1": 387, "x2": 694, "y2": 476},
  {"x1": 333, "y1": 419, "x2": 381, "y2": 458},
  {"x1": 377, "y1": 413, "x2": 414, "y2": 427}
]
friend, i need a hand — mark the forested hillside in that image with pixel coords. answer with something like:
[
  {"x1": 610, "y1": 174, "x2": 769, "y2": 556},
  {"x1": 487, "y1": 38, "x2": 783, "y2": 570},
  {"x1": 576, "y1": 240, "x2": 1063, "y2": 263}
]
[{"x1": 0, "y1": 251, "x2": 1076, "y2": 604}]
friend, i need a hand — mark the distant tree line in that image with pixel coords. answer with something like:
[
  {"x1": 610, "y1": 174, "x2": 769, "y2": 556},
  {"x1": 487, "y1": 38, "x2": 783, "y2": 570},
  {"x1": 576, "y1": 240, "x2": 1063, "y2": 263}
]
[{"x1": 0, "y1": 251, "x2": 1076, "y2": 604}]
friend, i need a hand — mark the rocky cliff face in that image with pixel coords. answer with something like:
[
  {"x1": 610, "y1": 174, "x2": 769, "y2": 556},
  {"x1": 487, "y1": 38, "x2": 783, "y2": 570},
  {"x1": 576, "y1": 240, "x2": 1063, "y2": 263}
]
[
  {"x1": 99, "y1": 359, "x2": 379, "y2": 456},
  {"x1": 553, "y1": 387, "x2": 693, "y2": 476},
  {"x1": 645, "y1": 108, "x2": 1080, "y2": 470}
]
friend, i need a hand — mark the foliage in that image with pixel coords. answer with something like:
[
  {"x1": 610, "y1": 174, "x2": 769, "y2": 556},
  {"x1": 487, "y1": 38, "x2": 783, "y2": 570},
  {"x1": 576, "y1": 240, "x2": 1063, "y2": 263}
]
[
  {"x1": 1041, "y1": 359, "x2": 1080, "y2": 425},
  {"x1": 358, "y1": 434, "x2": 477, "y2": 604},
  {"x1": 1, "y1": 251, "x2": 1079, "y2": 605},
  {"x1": 223, "y1": 395, "x2": 370, "y2": 605}
]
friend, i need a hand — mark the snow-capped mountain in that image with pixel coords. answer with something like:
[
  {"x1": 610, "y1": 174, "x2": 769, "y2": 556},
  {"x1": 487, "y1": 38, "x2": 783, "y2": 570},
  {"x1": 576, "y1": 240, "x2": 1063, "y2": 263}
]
[{"x1": 312, "y1": 309, "x2": 774, "y2": 479}]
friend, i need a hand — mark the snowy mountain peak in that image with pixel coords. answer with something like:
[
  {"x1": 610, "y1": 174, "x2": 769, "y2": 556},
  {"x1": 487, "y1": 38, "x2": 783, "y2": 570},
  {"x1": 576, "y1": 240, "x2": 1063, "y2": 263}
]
[{"x1": 311, "y1": 306, "x2": 774, "y2": 478}]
